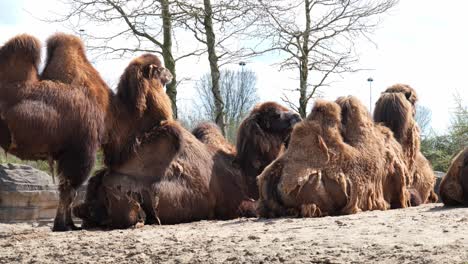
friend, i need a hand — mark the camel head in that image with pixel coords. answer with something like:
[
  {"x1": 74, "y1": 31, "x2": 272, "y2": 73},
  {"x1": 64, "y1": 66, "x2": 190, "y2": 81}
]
[
  {"x1": 249, "y1": 102, "x2": 301, "y2": 136},
  {"x1": 116, "y1": 53, "x2": 173, "y2": 119},
  {"x1": 384, "y1": 83, "x2": 418, "y2": 111},
  {"x1": 374, "y1": 91, "x2": 414, "y2": 142}
]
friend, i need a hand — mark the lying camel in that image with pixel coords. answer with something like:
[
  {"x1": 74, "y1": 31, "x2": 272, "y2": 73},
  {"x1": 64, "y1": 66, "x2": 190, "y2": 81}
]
[
  {"x1": 257, "y1": 97, "x2": 410, "y2": 218},
  {"x1": 73, "y1": 55, "x2": 263, "y2": 229},
  {"x1": 439, "y1": 147, "x2": 468, "y2": 206},
  {"x1": 374, "y1": 84, "x2": 438, "y2": 204},
  {"x1": 192, "y1": 102, "x2": 301, "y2": 199}
]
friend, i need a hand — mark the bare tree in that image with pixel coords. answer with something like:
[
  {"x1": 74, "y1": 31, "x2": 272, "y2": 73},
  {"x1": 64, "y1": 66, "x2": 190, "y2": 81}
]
[
  {"x1": 415, "y1": 105, "x2": 432, "y2": 138},
  {"x1": 174, "y1": 0, "x2": 258, "y2": 134},
  {"x1": 51, "y1": 0, "x2": 205, "y2": 118},
  {"x1": 450, "y1": 92, "x2": 468, "y2": 149},
  {"x1": 255, "y1": 0, "x2": 398, "y2": 117},
  {"x1": 195, "y1": 68, "x2": 259, "y2": 142}
]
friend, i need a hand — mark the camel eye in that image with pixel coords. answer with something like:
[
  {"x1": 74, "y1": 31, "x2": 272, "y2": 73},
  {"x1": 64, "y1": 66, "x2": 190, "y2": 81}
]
[{"x1": 405, "y1": 92, "x2": 412, "y2": 101}]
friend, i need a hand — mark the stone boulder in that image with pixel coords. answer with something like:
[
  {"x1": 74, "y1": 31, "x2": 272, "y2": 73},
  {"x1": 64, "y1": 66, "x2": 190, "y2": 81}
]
[{"x1": 0, "y1": 163, "x2": 59, "y2": 222}]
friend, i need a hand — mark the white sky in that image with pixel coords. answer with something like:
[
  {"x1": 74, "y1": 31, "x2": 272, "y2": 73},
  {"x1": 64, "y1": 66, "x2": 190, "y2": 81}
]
[{"x1": 1, "y1": 0, "x2": 467, "y2": 133}]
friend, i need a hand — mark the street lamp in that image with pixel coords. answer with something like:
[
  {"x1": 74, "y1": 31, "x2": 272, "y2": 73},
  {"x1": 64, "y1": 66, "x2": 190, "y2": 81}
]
[
  {"x1": 367, "y1": 77, "x2": 374, "y2": 113},
  {"x1": 239, "y1": 62, "x2": 246, "y2": 91}
]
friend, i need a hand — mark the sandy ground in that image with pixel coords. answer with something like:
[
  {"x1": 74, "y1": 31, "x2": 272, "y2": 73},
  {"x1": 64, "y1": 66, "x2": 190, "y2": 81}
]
[{"x1": 0, "y1": 203, "x2": 467, "y2": 264}]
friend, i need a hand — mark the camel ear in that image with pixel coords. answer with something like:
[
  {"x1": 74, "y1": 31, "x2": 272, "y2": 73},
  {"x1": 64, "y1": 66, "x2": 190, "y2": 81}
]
[
  {"x1": 143, "y1": 64, "x2": 155, "y2": 79},
  {"x1": 404, "y1": 89, "x2": 418, "y2": 106},
  {"x1": 404, "y1": 91, "x2": 412, "y2": 101}
]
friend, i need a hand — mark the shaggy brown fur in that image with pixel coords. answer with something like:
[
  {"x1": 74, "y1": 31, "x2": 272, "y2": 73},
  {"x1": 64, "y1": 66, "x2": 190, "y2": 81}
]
[
  {"x1": 336, "y1": 96, "x2": 410, "y2": 209},
  {"x1": 102, "y1": 54, "x2": 174, "y2": 167},
  {"x1": 41, "y1": 33, "x2": 111, "y2": 110},
  {"x1": 75, "y1": 121, "x2": 256, "y2": 229},
  {"x1": 73, "y1": 56, "x2": 256, "y2": 229},
  {"x1": 257, "y1": 97, "x2": 410, "y2": 218},
  {"x1": 234, "y1": 102, "x2": 301, "y2": 199},
  {"x1": 439, "y1": 147, "x2": 468, "y2": 206},
  {"x1": 374, "y1": 84, "x2": 438, "y2": 204},
  {"x1": 191, "y1": 103, "x2": 301, "y2": 200},
  {"x1": 192, "y1": 122, "x2": 236, "y2": 154},
  {"x1": 0, "y1": 34, "x2": 106, "y2": 231}
]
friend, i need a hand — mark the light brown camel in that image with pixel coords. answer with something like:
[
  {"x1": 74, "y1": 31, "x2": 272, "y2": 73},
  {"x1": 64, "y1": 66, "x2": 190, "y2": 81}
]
[
  {"x1": 257, "y1": 97, "x2": 410, "y2": 218},
  {"x1": 374, "y1": 84, "x2": 438, "y2": 204}
]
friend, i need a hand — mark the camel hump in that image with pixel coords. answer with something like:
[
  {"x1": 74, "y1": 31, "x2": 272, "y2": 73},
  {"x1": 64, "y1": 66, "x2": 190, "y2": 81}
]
[
  {"x1": 42, "y1": 33, "x2": 87, "y2": 83},
  {"x1": 192, "y1": 122, "x2": 235, "y2": 154},
  {"x1": 46, "y1": 33, "x2": 83, "y2": 52},
  {"x1": 192, "y1": 122, "x2": 223, "y2": 142},
  {"x1": 0, "y1": 34, "x2": 41, "y2": 83}
]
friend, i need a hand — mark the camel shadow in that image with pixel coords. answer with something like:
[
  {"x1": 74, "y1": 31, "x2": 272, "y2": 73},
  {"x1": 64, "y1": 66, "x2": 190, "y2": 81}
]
[
  {"x1": 426, "y1": 204, "x2": 465, "y2": 212},
  {"x1": 220, "y1": 216, "x2": 296, "y2": 227}
]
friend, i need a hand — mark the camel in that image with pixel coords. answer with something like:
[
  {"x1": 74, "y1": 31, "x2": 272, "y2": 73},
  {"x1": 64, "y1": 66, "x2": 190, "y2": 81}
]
[
  {"x1": 374, "y1": 84, "x2": 438, "y2": 204},
  {"x1": 257, "y1": 97, "x2": 410, "y2": 218},
  {"x1": 192, "y1": 102, "x2": 301, "y2": 199},
  {"x1": 0, "y1": 33, "x2": 107, "y2": 231},
  {"x1": 73, "y1": 54, "x2": 261, "y2": 229},
  {"x1": 439, "y1": 147, "x2": 468, "y2": 206},
  {"x1": 0, "y1": 33, "x2": 176, "y2": 231}
]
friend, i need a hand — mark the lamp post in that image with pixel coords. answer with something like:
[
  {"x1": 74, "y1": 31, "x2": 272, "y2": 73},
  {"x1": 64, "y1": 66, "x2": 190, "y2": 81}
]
[
  {"x1": 239, "y1": 61, "x2": 246, "y2": 72},
  {"x1": 239, "y1": 61, "x2": 246, "y2": 89},
  {"x1": 367, "y1": 77, "x2": 374, "y2": 113}
]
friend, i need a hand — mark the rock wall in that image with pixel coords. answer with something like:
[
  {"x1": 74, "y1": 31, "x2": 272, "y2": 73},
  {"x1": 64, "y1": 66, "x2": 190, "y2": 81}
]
[{"x1": 0, "y1": 163, "x2": 58, "y2": 222}]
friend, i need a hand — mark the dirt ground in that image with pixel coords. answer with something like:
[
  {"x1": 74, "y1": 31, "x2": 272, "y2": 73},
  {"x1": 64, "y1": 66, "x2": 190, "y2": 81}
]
[{"x1": 0, "y1": 203, "x2": 467, "y2": 264}]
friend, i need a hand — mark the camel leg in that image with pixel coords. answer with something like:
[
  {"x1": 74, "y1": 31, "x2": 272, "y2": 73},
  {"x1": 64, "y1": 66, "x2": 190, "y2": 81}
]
[
  {"x1": 65, "y1": 193, "x2": 80, "y2": 230},
  {"x1": 300, "y1": 203, "x2": 323, "y2": 217},
  {"x1": 53, "y1": 181, "x2": 78, "y2": 231},
  {"x1": 53, "y1": 147, "x2": 95, "y2": 231},
  {"x1": 150, "y1": 194, "x2": 162, "y2": 225}
]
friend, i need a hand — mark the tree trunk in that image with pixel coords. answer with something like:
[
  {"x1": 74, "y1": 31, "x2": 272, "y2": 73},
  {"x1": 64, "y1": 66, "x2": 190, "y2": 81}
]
[
  {"x1": 203, "y1": 0, "x2": 225, "y2": 135},
  {"x1": 160, "y1": 0, "x2": 178, "y2": 118},
  {"x1": 298, "y1": 0, "x2": 311, "y2": 118},
  {"x1": 298, "y1": 60, "x2": 308, "y2": 118}
]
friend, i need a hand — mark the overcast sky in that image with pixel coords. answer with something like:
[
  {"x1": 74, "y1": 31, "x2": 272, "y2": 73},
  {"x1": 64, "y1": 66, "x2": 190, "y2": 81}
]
[{"x1": 1, "y1": 0, "x2": 467, "y2": 133}]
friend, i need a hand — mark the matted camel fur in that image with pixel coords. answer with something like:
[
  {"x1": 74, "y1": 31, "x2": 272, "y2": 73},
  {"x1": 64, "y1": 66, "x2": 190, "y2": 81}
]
[
  {"x1": 101, "y1": 54, "x2": 174, "y2": 167},
  {"x1": 257, "y1": 97, "x2": 410, "y2": 218},
  {"x1": 374, "y1": 84, "x2": 438, "y2": 204},
  {"x1": 439, "y1": 147, "x2": 468, "y2": 206}
]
